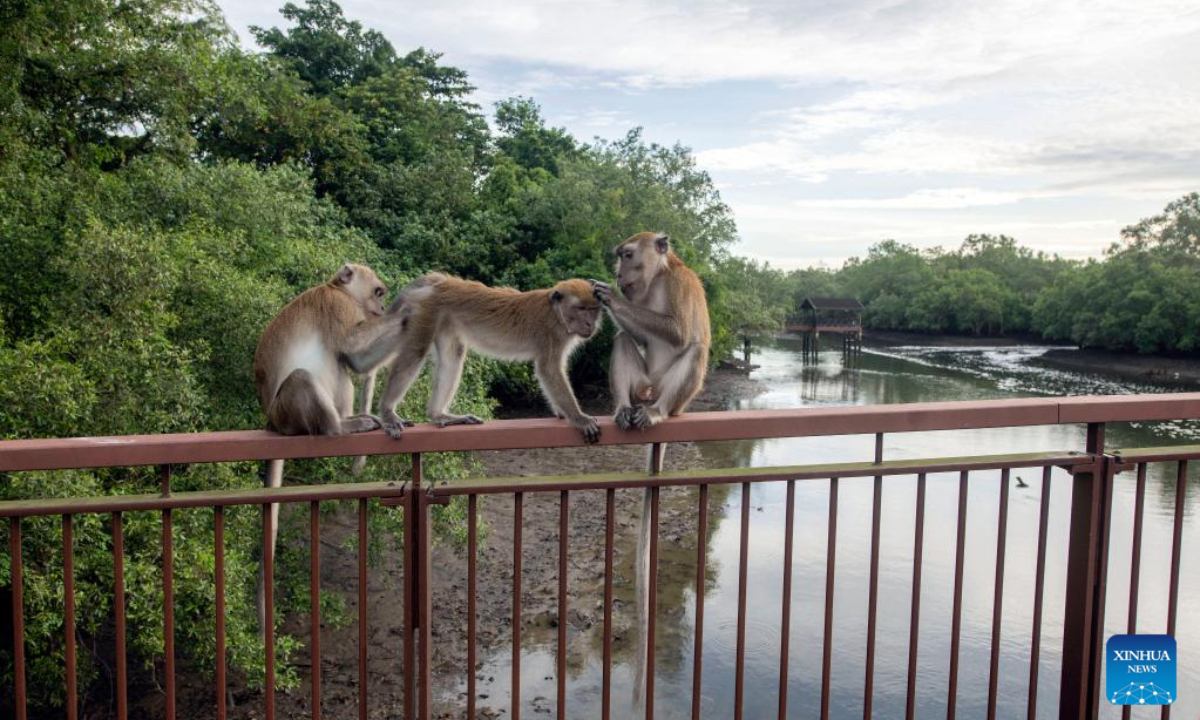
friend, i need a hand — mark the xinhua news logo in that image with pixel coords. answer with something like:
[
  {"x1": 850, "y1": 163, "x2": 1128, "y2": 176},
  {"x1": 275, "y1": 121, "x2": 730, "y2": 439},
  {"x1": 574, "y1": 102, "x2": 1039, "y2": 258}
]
[{"x1": 1106, "y1": 634, "x2": 1176, "y2": 706}]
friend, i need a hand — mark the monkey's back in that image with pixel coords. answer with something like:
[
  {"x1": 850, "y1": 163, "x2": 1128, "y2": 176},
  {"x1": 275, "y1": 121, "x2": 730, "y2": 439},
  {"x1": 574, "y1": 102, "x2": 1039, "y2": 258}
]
[
  {"x1": 666, "y1": 256, "x2": 711, "y2": 347},
  {"x1": 403, "y1": 274, "x2": 571, "y2": 361}
]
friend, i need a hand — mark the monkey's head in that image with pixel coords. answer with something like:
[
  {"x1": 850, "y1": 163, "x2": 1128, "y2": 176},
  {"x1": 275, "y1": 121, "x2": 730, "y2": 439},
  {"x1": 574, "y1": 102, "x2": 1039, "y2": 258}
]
[
  {"x1": 550, "y1": 280, "x2": 603, "y2": 338},
  {"x1": 613, "y1": 231, "x2": 671, "y2": 302},
  {"x1": 330, "y1": 263, "x2": 389, "y2": 316}
]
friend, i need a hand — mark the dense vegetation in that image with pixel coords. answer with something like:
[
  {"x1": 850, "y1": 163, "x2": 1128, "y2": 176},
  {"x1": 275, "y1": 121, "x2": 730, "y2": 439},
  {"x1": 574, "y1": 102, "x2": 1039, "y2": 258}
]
[
  {"x1": 0, "y1": 0, "x2": 747, "y2": 709},
  {"x1": 0, "y1": 0, "x2": 1195, "y2": 711},
  {"x1": 733, "y1": 196, "x2": 1200, "y2": 354}
]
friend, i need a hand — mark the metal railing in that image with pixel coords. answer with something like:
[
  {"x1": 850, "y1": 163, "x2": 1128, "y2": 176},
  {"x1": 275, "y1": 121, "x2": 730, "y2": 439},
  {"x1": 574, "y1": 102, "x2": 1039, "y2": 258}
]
[{"x1": 2, "y1": 393, "x2": 1199, "y2": 720}]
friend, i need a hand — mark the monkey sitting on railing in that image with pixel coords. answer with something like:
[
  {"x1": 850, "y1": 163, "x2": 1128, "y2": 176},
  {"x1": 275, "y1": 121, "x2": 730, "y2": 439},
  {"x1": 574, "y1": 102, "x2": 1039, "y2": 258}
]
[{"x1": 591, "y1": 232, "x2": 711, "y2": 430}]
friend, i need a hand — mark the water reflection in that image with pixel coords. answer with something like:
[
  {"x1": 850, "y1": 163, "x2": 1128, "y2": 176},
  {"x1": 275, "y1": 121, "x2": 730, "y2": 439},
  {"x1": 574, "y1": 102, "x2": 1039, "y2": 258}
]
[{"x1": 455, "y1": 337, "x2": 1199, "y2": 719}]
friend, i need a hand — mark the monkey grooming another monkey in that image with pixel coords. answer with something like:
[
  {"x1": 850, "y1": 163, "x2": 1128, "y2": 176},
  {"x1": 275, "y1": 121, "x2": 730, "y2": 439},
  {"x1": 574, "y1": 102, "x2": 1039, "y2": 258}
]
[
  {"x1": 254, "y1": 263, "x2": 403, "y2": 440},
  {"x1": 252, "y1": 263, "x2": 405, "y2": 630},
  {"x1": 591, "y1": 231, "x2": 710, "y2": 430},
  {"x1": 372, "y1": 273, "x2": 604, "y2": 444}
]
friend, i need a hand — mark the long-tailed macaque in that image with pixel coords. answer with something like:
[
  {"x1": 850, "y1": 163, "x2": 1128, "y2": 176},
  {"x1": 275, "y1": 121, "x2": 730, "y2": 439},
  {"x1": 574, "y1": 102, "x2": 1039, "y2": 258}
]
[
  {"x1": 369, "y1": 273, "x2": 604, "y2": 443},
  {"x1": 252, "y1": 263, "x2": 405, "y2": 630},
  {"x1": 591, "y1": 232, "x2": 710, "y2": 429}
]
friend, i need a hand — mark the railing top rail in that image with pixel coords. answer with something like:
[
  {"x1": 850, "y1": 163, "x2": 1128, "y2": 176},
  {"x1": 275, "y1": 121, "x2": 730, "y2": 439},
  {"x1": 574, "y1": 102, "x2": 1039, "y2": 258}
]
[{"x1": 0, "y1": 393, "x2": 1197, "y2": 473}]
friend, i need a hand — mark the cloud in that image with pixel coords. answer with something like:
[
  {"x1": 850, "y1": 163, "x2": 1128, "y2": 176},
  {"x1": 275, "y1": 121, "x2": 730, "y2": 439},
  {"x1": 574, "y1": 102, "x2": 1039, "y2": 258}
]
[
  {"x1": 218, "y1": 0, "x2": 1200, "y2": 266},
  {"x1": 305, "y1": 0, "x2": 1200, "y2": 90},
  {"x1": 789, "y1": 188, "x2": 1051, "y2": 210}
]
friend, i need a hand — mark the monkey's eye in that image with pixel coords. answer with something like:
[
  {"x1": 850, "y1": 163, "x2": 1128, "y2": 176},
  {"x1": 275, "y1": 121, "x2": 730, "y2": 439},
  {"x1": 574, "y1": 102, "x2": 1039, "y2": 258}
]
[{"x1": 374, "y1": 287, "x2": 385, "y2": 298}]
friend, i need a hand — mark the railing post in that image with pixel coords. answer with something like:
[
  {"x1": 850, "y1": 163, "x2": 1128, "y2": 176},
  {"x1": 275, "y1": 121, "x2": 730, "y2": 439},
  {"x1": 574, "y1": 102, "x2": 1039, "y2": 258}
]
[
  {"x1": 400, "y1": 453, "x2": 432, "y2": 720},
  {"x1": 1059, "y1": 422, "x2": 1109, "y2": 720},
  {"x1": 396, "y1": 453, "x2": 441, "y2": 720}
]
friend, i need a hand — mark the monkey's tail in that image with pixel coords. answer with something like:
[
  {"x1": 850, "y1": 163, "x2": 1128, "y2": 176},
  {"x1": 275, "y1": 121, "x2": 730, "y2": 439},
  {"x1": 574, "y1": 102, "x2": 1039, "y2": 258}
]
[
  {"x1": 266, "y1": 458, "x2": 283, "y2": 489},
  {"x1": 260, "y1": 459, "x2": 284, "y2": 637}
]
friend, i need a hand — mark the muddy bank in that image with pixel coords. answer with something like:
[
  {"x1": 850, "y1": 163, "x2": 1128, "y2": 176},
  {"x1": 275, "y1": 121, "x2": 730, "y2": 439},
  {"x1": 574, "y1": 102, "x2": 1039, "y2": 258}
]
[
  {"x1": 1034, "y1": 347, "x2": 1200, "y2": 388},
  {"x1": 860, "y1": 329, "x2": 1053, "y2": 348},
  {"x1": 848, "y1": 329, "x2": 1200, "y2": 388}
]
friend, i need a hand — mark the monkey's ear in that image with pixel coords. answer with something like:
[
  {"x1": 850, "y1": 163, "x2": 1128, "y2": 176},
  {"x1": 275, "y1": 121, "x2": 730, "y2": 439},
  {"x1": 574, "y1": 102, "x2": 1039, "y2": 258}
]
[
  {"x1": 334, "y1": 264, "x2": 354, "y2": 286},
  {"x1": 655, "y1": 234, "x2": 670, "y2": 254},
  {"x1": 550, "y1": 290, "x2": 564, "y2": 304}
]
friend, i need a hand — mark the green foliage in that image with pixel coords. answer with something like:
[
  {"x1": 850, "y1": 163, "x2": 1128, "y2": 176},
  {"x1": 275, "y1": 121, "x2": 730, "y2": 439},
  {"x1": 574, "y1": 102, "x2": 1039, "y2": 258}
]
[{"x1": 2, "y1": 1, "x2": 743, "y2": 706}]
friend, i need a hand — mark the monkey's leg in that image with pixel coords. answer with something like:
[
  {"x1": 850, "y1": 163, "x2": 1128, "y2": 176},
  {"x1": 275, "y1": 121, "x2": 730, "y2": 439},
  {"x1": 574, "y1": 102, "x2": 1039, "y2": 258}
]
[
  {"x1": 428, "y1": 337, "x2": 483, "y2": 427},
  {"x1": 329, "y1": 372, "x2": 382, "y2": 435},
  {"x1": 270, "y1": 370, "x2": 341, "y2": 435},
  {"x1": 610, "y1": 331, "x2": 650, "y2": 430},
  {"x1": 629, "y1": 344, "x2": 705, "y2": 430},
  {"x1": 377, "y1": 348, "x2": 425, "y2": 439},
  {"x1": 350, "y1": 370, "x2": 378, "y2": 475}
]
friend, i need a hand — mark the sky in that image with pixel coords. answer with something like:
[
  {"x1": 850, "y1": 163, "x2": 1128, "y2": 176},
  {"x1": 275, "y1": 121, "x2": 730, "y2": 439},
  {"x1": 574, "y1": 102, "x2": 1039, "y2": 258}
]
[{"x1": 218, "y1": 0, "x2": 1200, "y2": 269}]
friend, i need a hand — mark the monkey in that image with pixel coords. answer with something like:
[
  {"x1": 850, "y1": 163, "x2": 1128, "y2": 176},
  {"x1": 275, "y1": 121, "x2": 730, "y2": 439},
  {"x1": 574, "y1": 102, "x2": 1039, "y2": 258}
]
[
  {"x1": 252, "y1": 263, "x2": 406, "y2": 631},
  {"x1": 254, "y1": 263, "x2": 404, "y2": 439},
  {"x1": 369, "y1": 273, "x2": 604, "y2": 446},
  {"x1": 590, "y1": 231, "x2": 710, "y2": 430}
]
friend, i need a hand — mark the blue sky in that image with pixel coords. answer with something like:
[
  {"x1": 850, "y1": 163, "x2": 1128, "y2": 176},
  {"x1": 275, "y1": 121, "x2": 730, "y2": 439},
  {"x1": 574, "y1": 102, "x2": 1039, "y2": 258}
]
[{"x1": 218, "y1": 0, "x2": 1200, "y2": 268}]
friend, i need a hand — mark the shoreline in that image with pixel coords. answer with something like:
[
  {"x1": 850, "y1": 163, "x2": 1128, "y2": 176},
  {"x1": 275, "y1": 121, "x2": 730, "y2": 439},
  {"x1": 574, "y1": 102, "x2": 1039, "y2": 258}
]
[
  {"x1": 859, "y1": 329, "x2": 1200, "y2": 388},
  {"x1": 858, "y1": 329, "x2": 1057, "y2": 348},
  {"x1": 1033, "y1": 348, "x2": 1200, "y2": 388}
]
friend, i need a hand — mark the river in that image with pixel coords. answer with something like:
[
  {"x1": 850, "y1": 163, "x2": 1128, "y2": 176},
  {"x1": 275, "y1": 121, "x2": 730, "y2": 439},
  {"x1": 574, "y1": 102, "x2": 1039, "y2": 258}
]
[{"x1": 466, "y1": 337, "x2": 1199, "y2": 719}]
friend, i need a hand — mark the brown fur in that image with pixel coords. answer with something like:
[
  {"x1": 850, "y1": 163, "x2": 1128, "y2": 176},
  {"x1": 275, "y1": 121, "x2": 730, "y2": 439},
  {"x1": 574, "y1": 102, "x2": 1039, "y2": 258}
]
[
  {"x1": 364, "y1": 273, "x2": 604, "y2": 450},
  {"x1": 254, "y1": 274, "x2": 376, "y2": 419},
  {"x1": 597, "y1": 231, "x2": 711, "y2": 429},
  {"x1": 398, "y1": 274, "x2": 596, "y2": 349}
]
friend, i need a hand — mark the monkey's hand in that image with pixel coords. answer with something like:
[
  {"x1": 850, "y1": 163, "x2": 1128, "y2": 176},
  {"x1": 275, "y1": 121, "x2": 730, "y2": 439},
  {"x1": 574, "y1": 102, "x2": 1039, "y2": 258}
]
[
  {"x1": 380, "y1": 409, "x2": 416, "y2": 440},
  {"x1": 589, "y1": 280, "x2": 612, "y2": 306},
  {"x1": 614, "y1": 406, "x2": 636, "y2": 431},
  {"x1": 570, "y1": 414, "x2": 602, "y2": 444},
  {"x1": 627, "y1": 404, "x2": 661, "y2": 431}
]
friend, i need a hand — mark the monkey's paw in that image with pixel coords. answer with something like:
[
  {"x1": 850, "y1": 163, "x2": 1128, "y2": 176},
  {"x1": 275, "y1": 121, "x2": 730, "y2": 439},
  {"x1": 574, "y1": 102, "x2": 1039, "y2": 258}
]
[
  {"x1": 381, "y1": 413, "x2": 415, "y2": 439},
  {"x1": 628, "y1": 404, "x2": 657, "y2": 430},
  {"x1": 589, "y1": 280, "x2": 612, "y2": 306},
  {"x1": 572, "y1": 415, "x2": 601, "y2": 444},
  {"x1": 614, "y1": 407, "x2": 636, "y2": 430},
  {"x1": 345, "y1": 414, "x2": 382, "y2": 433},
  {"x1": 434, "y1": 414, "x2": 484, "y2": 428}
]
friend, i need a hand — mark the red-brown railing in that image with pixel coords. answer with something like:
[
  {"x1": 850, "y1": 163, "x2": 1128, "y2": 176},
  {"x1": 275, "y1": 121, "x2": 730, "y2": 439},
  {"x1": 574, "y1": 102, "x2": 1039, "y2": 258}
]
[{"x1": 2, "y1": 393, "x2": 1199, "y2": 720}]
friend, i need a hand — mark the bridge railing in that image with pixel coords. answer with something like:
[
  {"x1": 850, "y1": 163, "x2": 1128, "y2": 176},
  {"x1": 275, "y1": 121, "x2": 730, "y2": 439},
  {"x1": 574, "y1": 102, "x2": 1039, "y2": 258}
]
[{"x1": 2, "y1": 393, "x2": 1198, "y2": 719}]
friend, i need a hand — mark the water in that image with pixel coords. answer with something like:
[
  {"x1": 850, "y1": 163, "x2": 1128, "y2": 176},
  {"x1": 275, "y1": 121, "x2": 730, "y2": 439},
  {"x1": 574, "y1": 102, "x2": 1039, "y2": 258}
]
[{"x1": 462, "y1": 338, "x2": 1200, "y2": 719}]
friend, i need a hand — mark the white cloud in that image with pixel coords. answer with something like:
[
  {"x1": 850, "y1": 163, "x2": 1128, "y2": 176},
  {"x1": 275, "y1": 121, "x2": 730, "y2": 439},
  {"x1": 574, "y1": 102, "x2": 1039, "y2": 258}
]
[
  {"x1": 217, "y1": 0, "x2": 1200, "y2": 265},
  {"x1": 224, "y1": 0, "x2": 1200, "y2": 87},
  {"x1": 790, "y1": 188, "x2": 1049, "y2": 210}
]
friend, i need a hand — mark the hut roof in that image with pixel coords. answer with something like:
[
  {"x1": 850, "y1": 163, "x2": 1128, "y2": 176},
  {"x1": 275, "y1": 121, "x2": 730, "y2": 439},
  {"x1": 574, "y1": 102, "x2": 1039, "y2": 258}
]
[{"x1": 799, "y1": 297, "x2": 864, "y2": 312}]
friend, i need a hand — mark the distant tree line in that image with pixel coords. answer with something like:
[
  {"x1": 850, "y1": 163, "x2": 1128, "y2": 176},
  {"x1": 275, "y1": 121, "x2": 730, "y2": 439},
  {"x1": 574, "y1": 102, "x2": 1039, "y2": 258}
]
[{"x1": 731, "y1": 193, "x2": 1200, "y2": 354}]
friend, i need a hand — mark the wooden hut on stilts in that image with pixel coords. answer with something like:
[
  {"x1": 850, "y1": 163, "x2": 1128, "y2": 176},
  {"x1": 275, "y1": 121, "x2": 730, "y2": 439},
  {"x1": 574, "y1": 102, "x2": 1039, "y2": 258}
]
[{"x1": 785, "y1": 297, "x2": 864, "y2": 361}]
